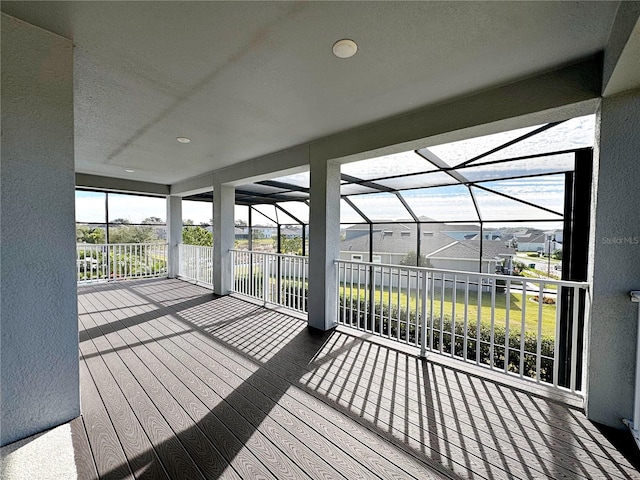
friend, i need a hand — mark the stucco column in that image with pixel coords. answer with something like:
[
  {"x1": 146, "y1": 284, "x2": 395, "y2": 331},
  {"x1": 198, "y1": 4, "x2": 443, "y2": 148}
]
[
  {"x1": 1, "y1": 15, "x2": 78, "y2": 445},
  {"x1": 213, "y1": 180, "x2": 235, "y2": 295},
  {"x1": 587, "y1": 88, "x2": 640, "y2": 427},
  {"x1": 308, "y1": 158, "x2": 340, "y2": 331},
  {"x1": 166, "y1": 195, "x2": 182, "y2": 278}
]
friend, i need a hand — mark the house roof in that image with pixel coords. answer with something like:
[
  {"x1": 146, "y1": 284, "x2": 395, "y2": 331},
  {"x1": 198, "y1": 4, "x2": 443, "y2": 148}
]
[{"x1": 428, "y1": 240, "x2": 516, "y2": 261}]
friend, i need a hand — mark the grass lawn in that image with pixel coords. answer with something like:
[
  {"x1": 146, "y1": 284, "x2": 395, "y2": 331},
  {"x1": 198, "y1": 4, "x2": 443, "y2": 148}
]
[{"x1": 340, "y1": 284, "x2": 557, "y2": 338}]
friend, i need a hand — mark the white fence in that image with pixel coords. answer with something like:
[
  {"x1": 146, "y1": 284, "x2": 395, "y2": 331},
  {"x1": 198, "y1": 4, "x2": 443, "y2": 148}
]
[
  {"x1": 336, "y1": 259, "x2": 590, "y2": 396},
  {"x1": 179, "y1": 244, "x2": 214, "y2": 288},
  {"x1": 230, "y1": 250, "x2": 308, "y2": 313},
  {"x1": 77, "y1": 243, "x2": 168, "y2": 283}
]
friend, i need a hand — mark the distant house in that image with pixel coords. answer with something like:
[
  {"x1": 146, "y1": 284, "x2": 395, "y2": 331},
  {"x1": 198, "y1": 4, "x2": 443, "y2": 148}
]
[
  {"x1": 340, "y1": 223, "x2": 515, "y2": 272},
  {"x1": 234, "y1": 227, "x2": 249, "y2": 240},
  {"x1": 281, "y1": 225, "x2": 303, "y2": 238},
  {"x1": 427, "y1": 239, "x2": 515, "y2": 273},
  {"x1": 515, "y1": 229, "x2": 562, "y2": 253}
]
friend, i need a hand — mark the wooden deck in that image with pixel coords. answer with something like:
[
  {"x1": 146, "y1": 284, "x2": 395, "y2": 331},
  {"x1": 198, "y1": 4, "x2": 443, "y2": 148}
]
[{"x1": 74, "y1": 278, "x2": 639, "y2": 479}]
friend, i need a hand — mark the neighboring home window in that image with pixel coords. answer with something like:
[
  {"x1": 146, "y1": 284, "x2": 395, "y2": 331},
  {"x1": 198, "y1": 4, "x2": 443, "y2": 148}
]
[
  {"x1": 400, "y1": 231, "x2": 410, "y2": 237},
  {"x1": 372, "y1": 255, "x2": 382, "y2": 263},
  {"x1": 351, "y1": 254, "x2": 363, "y2": 261},
  {"x1": 423, "y1": 231, "x2": 434, "y2": 237},
  {"x1": 383, "y1": 230, "x2": 393, "y2": 237}
]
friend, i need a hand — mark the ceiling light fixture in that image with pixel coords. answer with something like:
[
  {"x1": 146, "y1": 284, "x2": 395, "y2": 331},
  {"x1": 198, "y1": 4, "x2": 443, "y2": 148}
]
[
  {"x1": 332, "y1": 39, "x2": 358, "y2": 59},
  {"x1": 124, "y1": 168, "x2": 135, "y2": 173},
  {"x1": 176, "y1": 137, "x2": 191, "y2": 144}
]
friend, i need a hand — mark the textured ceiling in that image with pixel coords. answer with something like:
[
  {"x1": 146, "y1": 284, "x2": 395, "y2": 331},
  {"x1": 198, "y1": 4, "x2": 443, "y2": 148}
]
[{"x1": 1, "y1": 1, "x2": 619, "y2": 184}]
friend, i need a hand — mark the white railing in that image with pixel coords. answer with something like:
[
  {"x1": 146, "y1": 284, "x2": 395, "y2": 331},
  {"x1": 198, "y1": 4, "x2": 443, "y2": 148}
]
[
  {"x1": 77, "y1": 243, "x2": 168, "y2": 283},
  {"x1": 179, "y1": 244, "x2": 214, "y2": 288},
  {"x1": 624, "y1": 291, "x2": 640, "y2": 449},
  {"x1": 230, "y1": 250, "x2": 308, "y2": 313},
  {"x1": 336, "y1": 259, "x2": 590, "y2": 396}
]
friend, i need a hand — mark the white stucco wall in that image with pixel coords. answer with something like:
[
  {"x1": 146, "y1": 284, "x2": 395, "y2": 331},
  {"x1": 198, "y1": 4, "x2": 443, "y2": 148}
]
[
  {"x1": 587, "y1": 88, "x2": 640, "y2": 427},
  {"x1": 1, "y1": 15, "x2": 78, "y2": 445},
  {"x1": 213, "y1": 181, "x2": 234, "y2": 295},
  {"x1": 166, "y1": 196, "x2": 182, "y2": 278},
  {"x1": 308, "y1": 159, "x2": 340, "y2": 331}
]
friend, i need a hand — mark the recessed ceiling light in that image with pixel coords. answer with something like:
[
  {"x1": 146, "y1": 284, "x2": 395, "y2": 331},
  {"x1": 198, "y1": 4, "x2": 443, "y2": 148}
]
[
  {"x1": 176, "y1": 137, "x2": 191, "y2": 144},
  {"x1": 332, "y1": 39, "x2": 358, "y2": 59},
  {"x1": 124, "y1": 168, "x2": 135, "y2": 173}
]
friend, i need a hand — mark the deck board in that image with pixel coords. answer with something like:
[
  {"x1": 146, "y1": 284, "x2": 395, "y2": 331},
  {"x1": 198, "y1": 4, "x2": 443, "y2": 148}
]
[
  {"x1": 76, "y1": 278, "x2": 639, "y2": 480},
  {"x1": 69, "y1": 410, "x2": 99, "y2": 480}
]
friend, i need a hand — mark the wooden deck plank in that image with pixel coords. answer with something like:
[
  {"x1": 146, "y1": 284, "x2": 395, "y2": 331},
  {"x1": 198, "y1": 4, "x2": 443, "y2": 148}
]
[
  {"x1": 137, "y1": 297, "x2": 487, "y2": 480},
  {"x1": 198, "y1": 309, "x2": 595, "y2": 479},
  {"x1": 206, "y1": 310, "x2": 636, "y2": 479},
  {"x1": 99, "y1": 282, "x2": 450, "y2": 480},
  {"x1": 129, "y1": 279, "x2": 639, "y2": 479},
  {"x1": 106, "y1": 280, "x2": 455, "y2": 480},
  {"x1": 266, "y1": 331, "x2": 625, "y2": 479},
  {"x1": 188, "y1": 315, "x2": 527, "y2": 479},
  {"x1": 92, "y1": 298, "x2": 327, "y2": 480},
  {"x1": 147, "y1": 315, "x2": 441, "y2": 480},
  {"x1": 79, "y1": 320, "x2": 170, "y2": 480},
  {"x1": 80, "y1": 298, "x2": 210, "y2": 480},
  {"x1": 307, "y1": 332, "x2": 639, "y2": 478},
  {"x1": 69, "y1": 414, "x2": 99, "y2": 480},
  {"x1": 79, "y1": 358, "x2": 134, "y2": 480},
  {"x1": 82, "y1": 293, "x2": 239, "y2": 480},
  {"x1": 76, "y1": 279, "x2": 640, "y2": 480},
  {"x1": 90, "y1": 286, "x2": 323, "y2": 480}
]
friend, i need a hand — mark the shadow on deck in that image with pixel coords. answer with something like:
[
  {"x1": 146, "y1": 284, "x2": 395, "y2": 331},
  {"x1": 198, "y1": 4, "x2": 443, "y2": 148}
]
[{"x1": 75, "y1": 278, "x2": 639, "y2": 479}]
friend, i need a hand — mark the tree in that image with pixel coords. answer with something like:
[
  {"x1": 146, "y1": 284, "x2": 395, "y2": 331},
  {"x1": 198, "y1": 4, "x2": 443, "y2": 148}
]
[
  {"x1": 552, "y1": 249, "x2": 562, "y2": 260},
  {"x1": 277, "y1": 235, "x2": 303, "y2": 255},
  {"x1": 109, "y1": 224, "x2": 156, "y2": 243},
  {"x1": 182, "y1": 226, "x2": 213, "y2": 246},
  {"x1": 183, "y1": 219, "x2": 194, "y2": 226},
  {"x1": 252, "y1": 229, "x2": 266, "y2": 240},
  {"x1": 400, "y1": 250, "x2": 431, "y2": 267},
  {"x1": 76, "y1": 226, "x2": 106, "y2": 244},
  {"x1": 235, "y1": 219, "x2": 247, "y2": 226},
  {"x1": 110, "y1": 218, "x2": 130, "y2": 224}
]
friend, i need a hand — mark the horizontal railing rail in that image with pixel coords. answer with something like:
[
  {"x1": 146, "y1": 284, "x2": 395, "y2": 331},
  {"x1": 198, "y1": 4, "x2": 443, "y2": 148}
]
[
  {"x1": 77, "y1": 243, "x2": 168, "y2": 283},
  {"x1": 179, "y1": 244, "x2": 214, "y2": 288},
  {"x1": 336, "y1": 259, "x2": 589, "y2": 396},
  {"x1": 230, "y1": 249, "x2": 308, "y2": 314}
]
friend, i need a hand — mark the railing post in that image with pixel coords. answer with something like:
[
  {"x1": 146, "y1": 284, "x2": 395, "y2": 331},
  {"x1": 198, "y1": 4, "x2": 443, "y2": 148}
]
[
  {"x1": 107, "y1": 245, "x2": 112, "y2": 281},
  {"x1": 263, "y1": 254, "x2": 269, "y2": 305},
  {"x1": 277, "y1": 255, "x2": 282, "y2": 305},
  {"x1": 420, "y1": 270, "x2": 428, "y2": 358},
  {"x1": 196, "y1": 246, "x2": 201, "y2": 284}
]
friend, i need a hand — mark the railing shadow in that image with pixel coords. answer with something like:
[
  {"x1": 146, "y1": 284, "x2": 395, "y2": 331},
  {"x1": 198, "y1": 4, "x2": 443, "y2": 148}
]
[
  {"x1": 78, "y1": 278, "x2": 637, "y2": 480},
  {"x1": 79, "y1": 279, "x2": 458, "y2": 479}
]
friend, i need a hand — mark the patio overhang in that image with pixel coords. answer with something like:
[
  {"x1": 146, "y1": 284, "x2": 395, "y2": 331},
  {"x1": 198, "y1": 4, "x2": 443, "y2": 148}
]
[{"x1": 3, "y1": 2, "x2": 640, "y2": 469}]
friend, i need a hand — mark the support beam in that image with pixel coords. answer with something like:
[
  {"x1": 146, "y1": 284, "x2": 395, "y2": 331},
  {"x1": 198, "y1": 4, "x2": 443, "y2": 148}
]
[
  {"x1": 587, "y1": 88, "x2": 640, "y2": 427},
  {"x1": 602, "y1": 2, "x2": 640, "y2": 97},
  {"x1": 1, "y1": 15, "x2": 78, "y2": 446},
  {"x1": 307, "y1": 159, "x2": 341, "y2": 331},
  {"x1": 166, "y1": 196, "x2": 182, "y2": 278},
  {"x1": 76, "y1": 173, "x2": 169, "y2": 196},
  {"x1": 213, "y1": 181, "x2": 235, "y2": 295}
]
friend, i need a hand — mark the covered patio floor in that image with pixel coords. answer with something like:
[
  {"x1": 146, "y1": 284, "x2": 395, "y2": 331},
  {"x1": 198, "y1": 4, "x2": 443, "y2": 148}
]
[{"x1": 75, "y1": 278, "x2": 638, "y2": 479}]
